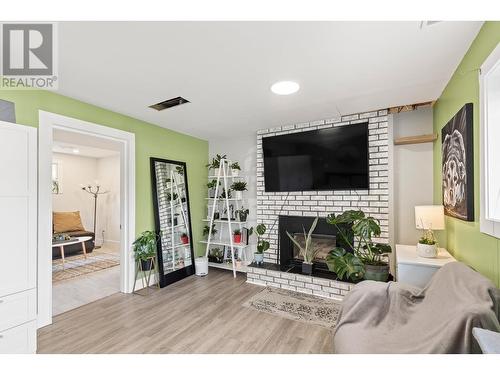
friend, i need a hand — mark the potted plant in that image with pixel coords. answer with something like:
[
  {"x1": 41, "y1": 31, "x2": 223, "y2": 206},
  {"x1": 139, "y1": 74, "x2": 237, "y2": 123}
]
[
  {"x1": 166, "y1": 192, "x2": 178, "y2": 202},
  {"x1": 326, "y1": 210, "x2": 392, "y2": 282},
  {"x1": 203, "y1": 224, "x2": 217, "y2": 239},
  {"x1": 219, "y1": 188, "x2": 231, "y2": 199},
  {"x1": 206, "y1": 154, "x2": 227, "y2": 170},
  {"x1": 230, "y1": 162, "x2": 241, "y2": 176},
  {"x1": 230, "y1": 181, "x2": 247, "y2": 200},
  {"x1": 207, "y1": 179, "x2": 218, "y2": 198},
  {"x1": 208, "y1": 247, "x2": 223, "y2": 263},
  {"x1": 254, "y1": 224, "x2": 269, "y2": 264},
  {"x1": 180, "y1": 232, "x2": 189, "y2": 244},
  {"x1": 236, "y1": 207, "x2": 249, "y2": 222},
  {"x1": 132, "y1": 230, "x2": 159, "y2": 271},
  {"x1": 417, "y1": 230, "x2": 438, "y2": 258},
  {"x1": 233, "y1": 229, "x2": 242, "y2": 243},
  {"x1": 286, "y1": 217, "x2": 321, "y2": 275}
]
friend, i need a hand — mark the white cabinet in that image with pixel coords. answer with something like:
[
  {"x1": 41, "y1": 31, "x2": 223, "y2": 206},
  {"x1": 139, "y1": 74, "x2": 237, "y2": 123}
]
[
  {"x1": 0, "y1": 321, "x2": 37, "y2": 354},
  {"x1": 0, "y1": 120, "x2": 37, "y2": 353},
  {"x1": 396, "y1": 244, "x2": 456, "y2": 288}
]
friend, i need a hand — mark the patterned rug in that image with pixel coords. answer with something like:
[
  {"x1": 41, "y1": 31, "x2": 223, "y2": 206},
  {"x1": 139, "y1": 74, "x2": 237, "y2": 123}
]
[
  {"x1": 242, "y1": 287, "x2": 342, "y2": 330},
  {"x1": 52, "y1": 249, "x2": 120, "y2": 282}
]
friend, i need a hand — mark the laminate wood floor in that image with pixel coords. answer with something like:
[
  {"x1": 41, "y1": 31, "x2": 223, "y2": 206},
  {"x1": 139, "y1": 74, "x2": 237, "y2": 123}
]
[{"x1": 38, "y1": 268, "x2": 334, "y2": 354}]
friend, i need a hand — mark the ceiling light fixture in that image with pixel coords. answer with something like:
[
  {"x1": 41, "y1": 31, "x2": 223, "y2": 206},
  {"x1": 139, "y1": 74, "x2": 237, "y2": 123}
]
[
  {"x1": 72, "y1": 148, "x2": 80, "y2": 154},
  {"x1": 271, "y1": 81, "x2": 300, "y2": 95}
]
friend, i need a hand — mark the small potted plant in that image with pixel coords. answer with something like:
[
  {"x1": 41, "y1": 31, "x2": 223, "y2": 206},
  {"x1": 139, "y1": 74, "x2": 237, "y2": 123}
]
[
  {"x1": 132, "y1": 230, "x2": 159, "y2": 271},
  {"x1": 219, "y1": 188, "x2": 231, "y2": 199},
  {"x1": 233, "y1": 229, "x2": 242, "y2": 243},
  {"x1": 417, "y1": 230, "x2": 438, "y2": 258},
  {"x1": 175, "y1": 165, "x2": 184, "y2": 183},
  {"x1": 230, "y1": 162, "x2": 241, "y2": 176},
  {"x1": 230, "y1": 181, "x2": 247, "y2": 200},
  {"x1": 206, "y1": 154, "x2": 226, "y2": 170},
  {"x1": 254, "y1": 224, "x2": 269, "y2": 264},
  {"x1": 236, "y1": 207, "x2": 249, "y2": 222},
  {"x1": 166, "y1": 192, "x2": 178, "y2": 202},
  {"x1": 208, "y1": 247, "x2": 223, "y2": 263},
  {"x1": 286, "y1": 217, "x2": 321, "y2": 275},
  {"x1": 180, "y1": 232, "x2": 189, "y2": 244},
  {"x1": 203, "y1": 224, "x2": 217, "y2": 240},
  {"x1": 207, "y1": 179, "x2": 218, "y2": 198}
]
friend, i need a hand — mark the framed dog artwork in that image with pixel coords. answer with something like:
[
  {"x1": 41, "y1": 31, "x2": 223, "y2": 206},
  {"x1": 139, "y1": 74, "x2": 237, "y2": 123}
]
[{"x1": 441, "y1": 103, "x2": 474, "y2": 221}]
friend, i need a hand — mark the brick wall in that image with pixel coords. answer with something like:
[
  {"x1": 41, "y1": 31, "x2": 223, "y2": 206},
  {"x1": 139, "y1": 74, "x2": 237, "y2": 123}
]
[{"x1": 256, "y1": 109, "x2": 390, "y2": 263}]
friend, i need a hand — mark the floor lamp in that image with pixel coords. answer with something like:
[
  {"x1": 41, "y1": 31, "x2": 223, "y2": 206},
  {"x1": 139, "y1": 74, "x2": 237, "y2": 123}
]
[{"x1": 81, "y1": 183, "x2": 109, "y2": 249}]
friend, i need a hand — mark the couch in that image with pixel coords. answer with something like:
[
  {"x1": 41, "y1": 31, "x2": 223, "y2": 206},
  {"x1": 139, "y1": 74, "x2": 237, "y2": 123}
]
[
  {"x1": 333, "y1": 261, "x2": 500, "y2": 354},
  {"x1": 52, "y1": 211, "x2": 95, "y2": 259}
]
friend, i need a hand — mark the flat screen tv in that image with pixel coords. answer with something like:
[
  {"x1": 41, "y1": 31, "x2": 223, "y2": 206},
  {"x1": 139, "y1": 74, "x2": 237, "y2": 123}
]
[{"x1": 263, "y1": 123, "x2": 369, "y2": 192}]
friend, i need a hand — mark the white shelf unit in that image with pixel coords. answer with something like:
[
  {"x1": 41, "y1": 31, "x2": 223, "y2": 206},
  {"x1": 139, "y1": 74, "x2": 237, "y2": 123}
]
[
  {"x1": 203, "y1": 159, "x2": 250, "y2": 277},
  {"x1": 162, "y1": 170, "x2": 192, "y2": 273}
]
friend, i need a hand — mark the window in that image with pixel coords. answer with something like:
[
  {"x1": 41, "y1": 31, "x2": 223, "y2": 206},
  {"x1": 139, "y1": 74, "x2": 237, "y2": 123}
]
[{"x1": 480, "y1": 42, "x2": 500, "y2": 238}]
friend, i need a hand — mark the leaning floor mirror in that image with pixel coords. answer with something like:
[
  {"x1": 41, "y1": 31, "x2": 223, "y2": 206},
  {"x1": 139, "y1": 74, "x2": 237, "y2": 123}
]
[{"x1": 151, "y1": 157, "x2": 195, "y2": 287}]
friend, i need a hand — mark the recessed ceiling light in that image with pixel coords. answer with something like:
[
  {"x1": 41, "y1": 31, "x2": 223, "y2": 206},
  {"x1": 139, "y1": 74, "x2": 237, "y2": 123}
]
[
  {"x1": 271, "y1": 81, "x2": 300, "y2": 95},
  {"x1": 72, "y1": 148, "x2": 80, "y2": 154}
]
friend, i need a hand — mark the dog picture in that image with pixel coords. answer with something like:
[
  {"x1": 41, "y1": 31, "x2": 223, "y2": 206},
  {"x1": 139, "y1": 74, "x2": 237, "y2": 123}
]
[{"x1": 441, "y1": 103, "x2": 474, "y2": 221}]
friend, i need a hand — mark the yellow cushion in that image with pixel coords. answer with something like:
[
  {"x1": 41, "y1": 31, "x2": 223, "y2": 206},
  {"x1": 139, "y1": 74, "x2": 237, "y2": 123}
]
[{"x1": 53, "y1": 211, "x2": 85, "y2": 233}]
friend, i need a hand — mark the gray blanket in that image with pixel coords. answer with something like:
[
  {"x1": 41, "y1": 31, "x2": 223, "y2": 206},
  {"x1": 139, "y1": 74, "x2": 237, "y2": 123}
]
[{"x1": 333, "y1": 262, "x2": 500, "y2": 353}]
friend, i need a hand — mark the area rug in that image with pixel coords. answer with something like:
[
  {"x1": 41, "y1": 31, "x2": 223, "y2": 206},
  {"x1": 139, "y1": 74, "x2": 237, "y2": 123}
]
[
  {"x1": 52, "y1": 250, "x2": 120, "y2": 282},
  {"x1": 242, "y1": 287, "x2": 342, "y2": 330}
]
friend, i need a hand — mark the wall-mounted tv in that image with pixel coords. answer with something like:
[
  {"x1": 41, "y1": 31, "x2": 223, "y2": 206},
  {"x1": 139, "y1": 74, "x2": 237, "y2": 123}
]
[{"x1": 263, "y1": 123, "x2": 369, "y2": 192}]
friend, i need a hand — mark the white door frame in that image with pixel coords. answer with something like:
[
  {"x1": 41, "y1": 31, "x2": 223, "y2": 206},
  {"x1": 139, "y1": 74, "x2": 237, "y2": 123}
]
[{"x1": 38, "y1": 110, "x2": 135, "y2": 328}]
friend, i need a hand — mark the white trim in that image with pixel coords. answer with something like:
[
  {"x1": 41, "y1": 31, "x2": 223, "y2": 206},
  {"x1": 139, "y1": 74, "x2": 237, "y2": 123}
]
[
  {"x1": 37, "y1": 111, "x2": 136, "y2": 328},
  {"x1": 480, "y1": 42, "x2": 500, "y2": 239}
]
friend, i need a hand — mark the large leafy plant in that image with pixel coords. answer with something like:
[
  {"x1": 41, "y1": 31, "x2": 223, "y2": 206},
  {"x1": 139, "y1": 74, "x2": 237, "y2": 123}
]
[
  {"x1": 133, "y1": 230, "x2": 159, "y2": 261},
  {"x1": 286, "y1": 217, "x2": 321, "y2": 264},
  {"x1": 326, "y1": 210, "x2": 391, "y2": 280}
]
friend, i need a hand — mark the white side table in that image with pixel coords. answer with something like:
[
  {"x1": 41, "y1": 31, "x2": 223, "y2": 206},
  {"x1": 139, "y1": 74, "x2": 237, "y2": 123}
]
[{"x1": 396, "y1": 244, "x2": 456, "y2": 288}]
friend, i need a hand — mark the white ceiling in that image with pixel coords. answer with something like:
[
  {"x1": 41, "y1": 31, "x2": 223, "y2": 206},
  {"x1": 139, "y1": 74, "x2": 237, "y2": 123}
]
[
  {"x1": 56, "y1": 21, "x2": 482, "y2": 140},
  {"x1": 53, "y1": 129, "x2": 121, "y2": 158}
]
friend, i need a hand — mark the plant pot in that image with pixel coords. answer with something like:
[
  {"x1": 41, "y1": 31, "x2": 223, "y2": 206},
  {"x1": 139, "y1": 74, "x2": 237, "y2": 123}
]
[
  {"x1": 416, "y1": 243, "x2": 438, "y2": 258},
  {"x1": 233, "y1": 234, "x2": 241, "y2": 243},
  {"x1": 232, "y1": 169, "x2": 239, "y2": 177},
  {"x1": 254, "y1": 252, "x2": 264, "y2": 264},
  {"x1": 181, "y1": 236, "x2": 189, "y2": 244},
  {"x1": 173, "y1": 217, "x2": 178, "y2": 226},
  {"x1": 364, "y1": 264, "x2": 389, "y2": 282},
  {"x1": 302, "y1": 262, "x2": 314, "y2": 275},
  {"x1": 238, "y1": 212, "x2": 248, "y2": 222},
  {"x1": 234, "y1": 191, "x2": 243, "y2": 200},
  {"x1": 140, "y1": 258, "x2": 153, "y2": 271}
]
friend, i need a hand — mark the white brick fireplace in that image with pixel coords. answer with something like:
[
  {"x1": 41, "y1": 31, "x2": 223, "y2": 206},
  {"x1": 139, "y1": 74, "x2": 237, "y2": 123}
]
[{"x1": 255, "y1": 109, "x2": 391, "y2": 264}]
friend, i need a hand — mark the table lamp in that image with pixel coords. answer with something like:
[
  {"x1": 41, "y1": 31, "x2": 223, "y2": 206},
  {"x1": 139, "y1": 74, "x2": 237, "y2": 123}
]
[{"x1": 415, "y1": 205, "x2": 445, "y2": 258}]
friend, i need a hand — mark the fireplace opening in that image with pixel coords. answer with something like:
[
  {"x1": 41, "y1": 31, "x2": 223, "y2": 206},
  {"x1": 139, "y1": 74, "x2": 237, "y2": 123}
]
[
  {"x1": 279, "y1": 215, "x2": 353, "y2": 272},
  {"x1": 291, "y1": 233, "x2": 336, "y2": 264}
]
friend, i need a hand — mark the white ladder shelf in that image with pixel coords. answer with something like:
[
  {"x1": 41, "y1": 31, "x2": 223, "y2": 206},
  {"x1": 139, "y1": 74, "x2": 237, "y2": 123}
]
[{"x1": 203, "y1": 159, "x2": 249, "y2": 277}]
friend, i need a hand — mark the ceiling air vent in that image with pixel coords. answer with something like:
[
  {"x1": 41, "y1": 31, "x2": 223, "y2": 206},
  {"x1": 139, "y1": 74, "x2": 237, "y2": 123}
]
[{"x1": 149, "y1": 96, "x2": 190, "y2": 111}]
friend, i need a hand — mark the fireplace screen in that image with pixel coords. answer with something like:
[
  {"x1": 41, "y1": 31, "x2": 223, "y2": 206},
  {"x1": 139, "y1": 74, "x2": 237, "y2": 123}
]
[{"x1": 291, "y1": 233, "x2": 336, "y2": 263}]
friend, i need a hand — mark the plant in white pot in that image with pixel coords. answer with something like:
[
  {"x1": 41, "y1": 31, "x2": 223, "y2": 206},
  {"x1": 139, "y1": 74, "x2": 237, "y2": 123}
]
[
  {"x1": 230, "y1": 181, "x2": 247, "y2": 200},
  {"x1": 207, "y1": 179, "x2": 218, "y2": 198},
  {"x1": 254, "y1": 224, "x2": 269, "y2": 264},
  {"x1": 203, "y1": 224, "x2": 217, "y2": 240},
  {"x1": 230, "y1": 162, "x2": 241, "y2": 176},
  {"x1": 286, "y1": 217, "x2": 320, "y2": 275},
  {"x1": 415, "y1": 205, "x2": 445, "y2": 258}
]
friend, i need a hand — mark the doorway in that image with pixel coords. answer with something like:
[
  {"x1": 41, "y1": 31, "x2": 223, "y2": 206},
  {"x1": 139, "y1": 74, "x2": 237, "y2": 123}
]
[{"x1": 38, "y1": 111, "x2": 135, "y2": 328}]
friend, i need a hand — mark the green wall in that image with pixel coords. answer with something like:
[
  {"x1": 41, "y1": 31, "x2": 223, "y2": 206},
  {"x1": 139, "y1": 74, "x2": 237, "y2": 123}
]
[
  {"x1": 433, "y1": 21, "x2": 500, "y2": 287},
  {"x1": 0, "y1": 90, "x2": 208, "y2": 256}
]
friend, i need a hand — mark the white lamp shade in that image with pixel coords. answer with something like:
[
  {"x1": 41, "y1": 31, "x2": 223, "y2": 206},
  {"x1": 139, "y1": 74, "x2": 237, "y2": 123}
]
[{"x1": 415, "y1": 205, "x2": 445, "y2": 230}]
